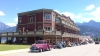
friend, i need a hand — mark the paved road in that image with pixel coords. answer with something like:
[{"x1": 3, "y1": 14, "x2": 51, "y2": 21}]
[{"x1": 2, "y1": 43, "x2": 100, "y2": 56}]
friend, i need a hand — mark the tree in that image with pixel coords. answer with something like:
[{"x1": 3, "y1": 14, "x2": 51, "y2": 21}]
[
  {"x1": 93, "y1": 38, "x2": 96, "y2": 41},
  {"x1": 99, "y1": 38, "x2": 100, "y2": 41},
  {"x1": 93, "y1": 38, "x2": 99, "y2": 41}
]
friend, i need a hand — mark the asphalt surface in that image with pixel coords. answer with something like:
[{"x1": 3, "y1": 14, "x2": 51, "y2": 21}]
[{"x1": 1, "y1": 43, "x2": 100, "y2": 56}]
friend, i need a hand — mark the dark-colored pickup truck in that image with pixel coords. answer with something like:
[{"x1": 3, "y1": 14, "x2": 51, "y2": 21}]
[{"x1": 30, "y1": 40, "x2": 52, "y2": 52}]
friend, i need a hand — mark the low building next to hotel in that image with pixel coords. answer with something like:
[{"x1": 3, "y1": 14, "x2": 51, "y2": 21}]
[{"x1": 0, "y1": 8, "x2": 81, "y2": 44}]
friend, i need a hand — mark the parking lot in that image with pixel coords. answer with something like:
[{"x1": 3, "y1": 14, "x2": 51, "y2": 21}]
[{"x1": 2, "y1": 43, "x2": 100, "y2": 56}]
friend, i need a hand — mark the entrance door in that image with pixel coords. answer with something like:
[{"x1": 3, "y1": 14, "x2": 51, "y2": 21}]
[{"x1": 46, "y1": 39, "x2": 50, "y2": 44}]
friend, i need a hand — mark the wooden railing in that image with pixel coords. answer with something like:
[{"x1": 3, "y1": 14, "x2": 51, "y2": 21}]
[
  {"x1": 61, "y1": 20, "x2": 80, "y2": 31},
  {"x1": 62, "y1": 32, "x2": 80, "y2": 38},
  {"x1": 0, "y1": 30, "x2": 80, "y2": 37}
]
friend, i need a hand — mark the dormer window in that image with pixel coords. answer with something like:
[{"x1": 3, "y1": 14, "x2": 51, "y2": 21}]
[
  {"x1": 45, "y1": 14, "x2": 51, "y2": 20},
  {"x1": 18, "y1": 17, "x2": 22, "y2": 23},
  {"x1": 30, "y1": 17, "x2": 33, "y2": 23}
]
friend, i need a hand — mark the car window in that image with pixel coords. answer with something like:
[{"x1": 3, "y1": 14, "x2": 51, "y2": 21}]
[{"x1": 36, "y1": 41, "x2": 43, "y2": 44}]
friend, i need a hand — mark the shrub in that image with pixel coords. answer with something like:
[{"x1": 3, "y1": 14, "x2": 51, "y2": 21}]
[{"x1": 1, "y1": 42, "x2": 5, "y2": 44}]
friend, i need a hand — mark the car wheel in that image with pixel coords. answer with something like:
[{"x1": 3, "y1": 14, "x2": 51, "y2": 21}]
[{"x1": 39, "y1": 49, "x2": 43, "y2": 52}]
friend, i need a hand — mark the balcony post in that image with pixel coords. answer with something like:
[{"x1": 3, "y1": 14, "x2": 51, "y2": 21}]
[
  {"x1": 43, "y1": 29, "x2": 45, "y2": 40},
  {"x1": 26, "y1": 30, "x2": 28, "y2": 35},
  {"x1": 43, "y1": 29, "x2": 45, "y2": 34},
  {"x1": 34, "y1": 29, "x2": 36, "y2": 43},
  {"x1": 55, "y1": 36, "x2": 57, "y2": 44},
  {"x1": 34, "y1": 29, "x2": 36, "y2": 34},
  {"x1": 0, "y1": 36, "x2": 1, "y2": 44}
]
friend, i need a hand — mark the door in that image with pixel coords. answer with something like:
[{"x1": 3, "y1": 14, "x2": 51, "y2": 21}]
[{"x1": 46, "y1": 39, "x2": 51, "y2": 44}]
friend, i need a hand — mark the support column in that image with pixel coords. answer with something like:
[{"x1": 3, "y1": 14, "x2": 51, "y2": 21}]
[
  {"x1": 34, "y1": 29, "x2": 36, "y2": 43},
  {"x1": 6, "y1": 37, "x2": 8, "y2": 44},
  {"x1": 11, "y1": 37, "x2": 14, "y2": 44},
  {"x1": 55, "y1": 36, "x2": 57, "y2": 44},
  {"x1": 18, "y1": 37, "x2": 20, "y2": 44},
  {"x1": 62, "y1": 36, "x2": 63, "y2": 41},
  {"x1": 0, "y1": 37, "x2": 1, "y2": 44}
]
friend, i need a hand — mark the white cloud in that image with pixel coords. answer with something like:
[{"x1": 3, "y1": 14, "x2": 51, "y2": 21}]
[
  {"x1": 0, "y1": 11, "x2": 5, "y2": 16},
  {"x1": 61, "y1": 12, "x2": 82, "y2": 19},
  {"x1": 6, "y1": 18, "x2": 18, "y2": 27},
  {"x1": 85, "y1": 4, "x2": 95, "y2": 10},
  {"x1": 54, "y1": 10, "x2": 60, "y2": 13},
  {"x1": 54, "y1": 10, "x2": 83, "y2": 22},
  {"x1": 14, "y1": 18, "x2": 18, "y2": 22},
  {"x1": 54, "y1": 7, "x2": 100, "y2": 23},
  {"x1": 6, "y1": 23, "x2": 16, "y2": 27},
  {"x1": 84, "y1": 7, "x2": 100, "y2": 22}
]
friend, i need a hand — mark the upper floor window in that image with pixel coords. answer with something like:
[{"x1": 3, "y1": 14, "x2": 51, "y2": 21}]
[
  {"x1": 45, "y1": 14, "x2": 51, "y2": 20},
  {"x1": 38, "y1": 26, "x2": 42, "y2": 31},
  {"x1": 30, "y1": 17, "x2": 33, "y2": 23},
  {"x1": 18, "y1": 17, "x2": 22, "y2": 23}
]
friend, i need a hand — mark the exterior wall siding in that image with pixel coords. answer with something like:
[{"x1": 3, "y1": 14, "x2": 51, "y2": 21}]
[
  {"x1": 36, "y1": 12, "x2": 43, "y2": 22},
  {"x1": 27, "y1": 24, "x2": 35, "y2": 31},
  {"x1": 36, "y1": 23, "x2": 43, "y2": 30}
]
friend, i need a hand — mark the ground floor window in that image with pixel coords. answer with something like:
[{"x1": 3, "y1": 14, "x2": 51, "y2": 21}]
[{"x1": 23, "y1": 37, "x2": 27, "y2": 43}]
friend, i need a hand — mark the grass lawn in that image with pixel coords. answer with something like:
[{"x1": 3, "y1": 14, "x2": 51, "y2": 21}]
[{"x1": 0, "y1": 44, "x2": 30, "y2": 51}]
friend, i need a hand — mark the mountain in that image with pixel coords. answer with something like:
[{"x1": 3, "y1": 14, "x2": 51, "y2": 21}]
[
  {"x1": 77, "y1": 24, "x2": 100, "y2": 38},
  {"x1": 77, "y1": 20, "x2": 100, "y2": 28},
  {"x1": 0, "y1": 26, "x2": 16, "y2": 32},
  {"x1": 0, "y1": 22, "x2": 10, "y2": 32}
]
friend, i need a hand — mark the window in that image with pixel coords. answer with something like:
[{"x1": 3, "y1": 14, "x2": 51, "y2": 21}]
[
  {"x1": 30, "y1": 17, "x2": 33, "y2": 23},
  {"x1": 45, "y1": 14, "x2": 51, "y2": 20},
  {"x1": 44, "y1": 27, "x2": 50, "y2": 31},
  {"x1": 38, "y1": 26, "x2": 42, "y2": 31},
  {"x1": 19, "y1": 17, "x2": 22, "y2": 23}
]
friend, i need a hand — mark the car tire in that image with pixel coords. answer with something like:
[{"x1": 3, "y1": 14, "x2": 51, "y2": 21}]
[{"x1": 39, "y1": 49, "x2": 43, "y2": 52}]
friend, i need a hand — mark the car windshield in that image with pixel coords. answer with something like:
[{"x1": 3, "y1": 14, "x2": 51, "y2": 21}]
[{"x1": 36, "y1": 41, "x2": 44, "y2": 44}]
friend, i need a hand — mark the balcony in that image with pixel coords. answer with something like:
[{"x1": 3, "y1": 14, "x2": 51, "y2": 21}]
[
  {"x1": 61, "y1": 20, "x2": 80, "y2": 31},
  {"x1": 55, "y1": 20, "x2": 61, "y2": 24},
  {"x1": 0, "y1": 30, "x2": 80, "y2": 38},
  {"x1": 62, "y1": 32, "x2": 80, "y2": 38}
]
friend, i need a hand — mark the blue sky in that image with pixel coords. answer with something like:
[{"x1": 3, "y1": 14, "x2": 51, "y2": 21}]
[{"x1": 0, "y1": 0, "x2": 100, "y2": 27}]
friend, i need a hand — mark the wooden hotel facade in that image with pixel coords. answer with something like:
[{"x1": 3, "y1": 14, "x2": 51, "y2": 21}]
[{"x1": 0, "y1": 8, "x2": 80, "y2": 44}]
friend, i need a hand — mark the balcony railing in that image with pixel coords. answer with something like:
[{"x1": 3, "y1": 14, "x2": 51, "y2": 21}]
[
  {"x1": 62, "y1": 32, "x2": 80, "y2": 38},
  {"x1": 61, "y1": 20, "x2": 80, "y2": 31},
  {"x1": 0, "y1": 30, "x2": 80, "y2": 38}
]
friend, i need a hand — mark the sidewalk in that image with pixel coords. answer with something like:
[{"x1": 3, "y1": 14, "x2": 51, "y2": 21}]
[{"x1": 0, "y1": 48, "x2": 29, "y2": 55}]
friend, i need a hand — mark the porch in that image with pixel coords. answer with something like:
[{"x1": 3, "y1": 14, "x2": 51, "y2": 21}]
[{"x1": 0, "y1": 30, "x2": 80, "y2": 44}]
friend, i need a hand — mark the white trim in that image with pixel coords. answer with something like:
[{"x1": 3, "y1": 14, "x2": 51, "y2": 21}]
[
  {"x1": 44, "y1": 26, "x2": 51, "y2": 31},
  {"x1": 38, "y1": 26, "x2": 42, "y2": 31},
  {"x1": 30, "y1": 17, "x2": 33, "y2": 23},
  {"x1": 45, "y1": 14, "x2": 51, "y2": 20},
  {"x1": 18, "y1": 17, "x2": 22, "y2": 23}
]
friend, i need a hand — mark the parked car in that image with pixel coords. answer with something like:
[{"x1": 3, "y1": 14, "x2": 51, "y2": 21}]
[
  {"x1": 67, "y1": 41, "x2": 72, "y2": 47},
  {"x1": 54, "y1": 42, "x2": 63, "y2": 49},
  {"x1": 30, "y1": 40, "x2": 52, "y2": 52},
  {"x1": 70, "y1": 42, "x2": 76, "y2": 47},
  {"x1": 89, "y1": 41, "x2": 93, "y2": 43},
  {"x1": 81, "y1": 42, "x2": 88, "y2": 45},
  {"x1": 61, "y1": 41, "x2": 66, "y2": 48},
  {"x1": 95, "y1": 41, "x2": 99, "y2": 44},
  {"x1": 75, "y1": 42, "x2": 80, "y2": 46}
]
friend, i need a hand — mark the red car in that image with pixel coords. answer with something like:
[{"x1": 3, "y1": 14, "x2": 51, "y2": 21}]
[{"x1": 30, "y1": 40, "x2": 52, "y2": 52}]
